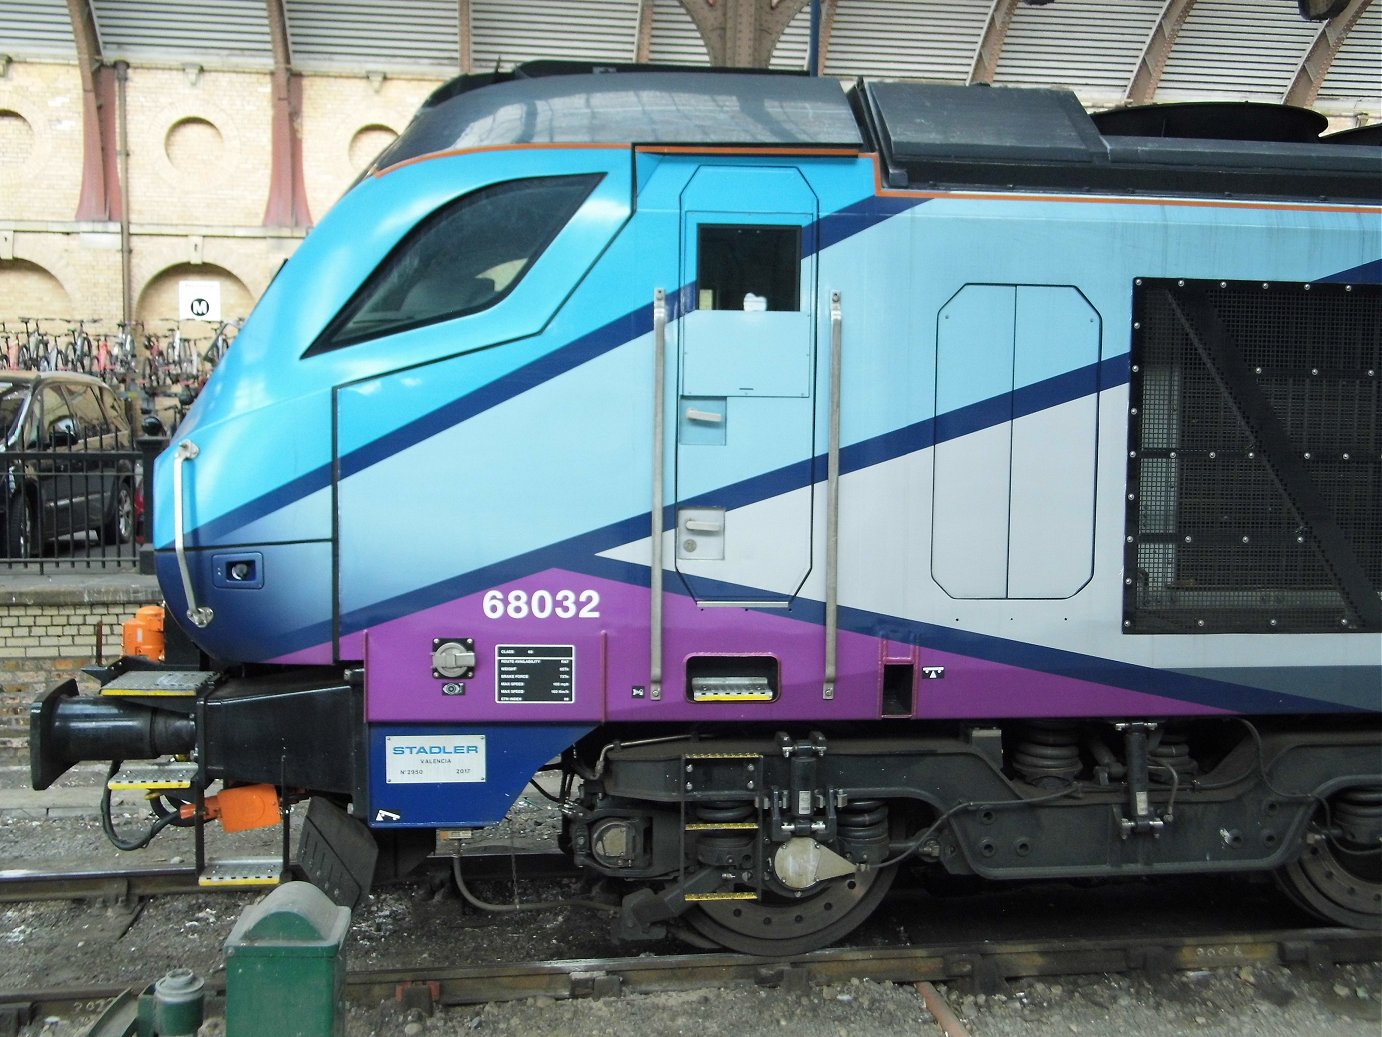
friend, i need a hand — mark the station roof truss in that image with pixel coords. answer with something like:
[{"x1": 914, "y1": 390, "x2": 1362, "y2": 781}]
[{"x1": 0, "y1": 0, "x2": 1377, "y2": 118}]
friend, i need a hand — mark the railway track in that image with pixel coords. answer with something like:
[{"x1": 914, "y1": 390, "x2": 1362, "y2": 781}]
[
  {"x1": 3, "y1": 852, "x2": 1377, "y2": 1032},
  {"x1": 0, "y1": 925, "x2": 1375, "y2": 1024}
]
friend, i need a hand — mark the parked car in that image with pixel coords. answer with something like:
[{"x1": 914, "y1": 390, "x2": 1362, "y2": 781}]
[{"x1": 0, "y1": 371, "x2": 137, "y2": 559}]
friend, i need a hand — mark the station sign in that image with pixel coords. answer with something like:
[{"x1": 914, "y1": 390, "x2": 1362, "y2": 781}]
[{"x1": 178, "y1": 280, "x2": 222, "y2": 322}]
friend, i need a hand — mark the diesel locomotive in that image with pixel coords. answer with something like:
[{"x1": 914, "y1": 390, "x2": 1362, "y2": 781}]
[{"x1": 31, "y1": 63, "x2": 1381, "y2": 954}]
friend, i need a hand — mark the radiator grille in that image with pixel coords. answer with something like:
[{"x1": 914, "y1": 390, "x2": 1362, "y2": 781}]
[{"x1": 1124, "y1": 278, "x2": 1380, "y2": 634}]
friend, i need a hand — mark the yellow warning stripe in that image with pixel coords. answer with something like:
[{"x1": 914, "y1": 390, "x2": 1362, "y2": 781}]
[
  {"x1": 198, "y1": 876, "x2": 282, "y2": 888},
  {"x1": 685, "y1": 822, "x2": 758, "y2": 831},
  {"x1": 100, "y1": 688, "x2": 197, "y2": 697},
  {"x1": 692, "y1": 694, "x2": 774, "y2": 702}
]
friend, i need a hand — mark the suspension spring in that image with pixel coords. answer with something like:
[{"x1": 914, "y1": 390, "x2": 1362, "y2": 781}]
[
  {"x1": 1149, "y1": 727, "x2": 1200, "y2": 783},
  {"x1": 1332, "y1": 786, "x2": 1382, "y2": 849},
  {"x1": 837, "y1": 798, "x2": 889, "y2": 863},
  {"x1": 1013, "y1": 721, "x2": 1082, "y2": 787}
]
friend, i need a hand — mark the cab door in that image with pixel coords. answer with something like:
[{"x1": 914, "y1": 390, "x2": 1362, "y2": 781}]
[{"x1": 672, "y1": 166, "x2": 819, "y2": 605}]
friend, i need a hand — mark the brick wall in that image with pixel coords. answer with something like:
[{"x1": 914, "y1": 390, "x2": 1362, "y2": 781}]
[
  {"x1": 0, "y1": 62, "x2": 85, "y2": 225},
  {"x1": 0, "y1": 577, "x2": 161, "y2": 766},
  {"x1": 0, "y1": 59, "x2": 444, "y2": 332},
  {"x1": 300, "y1": 73, "x2": 439, "y2": 222}
]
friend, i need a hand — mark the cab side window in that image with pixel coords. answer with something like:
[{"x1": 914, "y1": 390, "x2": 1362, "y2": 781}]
[
  {"x1": 311, "y1": 174, "x2": 602, "y2": 353},
  {"x1": 697, "y1": 225, "x2": 801, "y2": 312}
]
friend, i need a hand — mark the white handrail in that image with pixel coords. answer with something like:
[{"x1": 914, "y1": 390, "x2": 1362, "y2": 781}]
[
  {"x1": 173, "y1": 440, "x2": 214, "y2": 628},
  {"x1": 650, "y1": 288, "x2": 667, "y2": 702},
  {"x1": 824, "y1": 291, "x2": 842, "y2": 701}
]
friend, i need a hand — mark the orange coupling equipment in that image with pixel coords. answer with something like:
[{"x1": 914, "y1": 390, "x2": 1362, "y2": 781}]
[
  {"x1": 180, "y1": 784, "x2": 281, "y2": 833},
  {"x1": 122, "y1": 605, "x2": 166, "y2": 661}
]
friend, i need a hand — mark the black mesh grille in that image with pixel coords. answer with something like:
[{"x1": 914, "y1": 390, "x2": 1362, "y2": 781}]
[{"x1": 1125, "y1": 278, "x2": 1381, "y2": 634}]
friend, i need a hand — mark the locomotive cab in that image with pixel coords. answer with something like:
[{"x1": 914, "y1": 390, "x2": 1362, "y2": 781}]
[{"x1": 31, "y1": 64, "x2": 1382, "y2": 952}]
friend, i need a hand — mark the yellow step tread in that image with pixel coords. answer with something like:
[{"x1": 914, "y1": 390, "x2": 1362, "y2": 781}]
[
  {"x1": 199, "y1": 858, "x2": 285, "y2": 888},
  {"x1": 107, "y1": 762, "x2": 198, "y2": 791},
  {"x1": 101, "y1": 671, "x2": 217, "y2": 697}
]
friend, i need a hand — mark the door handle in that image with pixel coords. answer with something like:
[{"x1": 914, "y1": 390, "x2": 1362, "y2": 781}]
[
  {"x1": 684, "y1": 518, "x2": 723, "y2": 534},
  {"x1": 685, "y1": 408, "x2": 723, "y2": 424}
]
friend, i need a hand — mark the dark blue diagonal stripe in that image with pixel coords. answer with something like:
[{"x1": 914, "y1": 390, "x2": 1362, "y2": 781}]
[
  {"x1": 338, "y1": 305, "x2": 652, "y2": 480},
  {"x1": 338, "y1": 352, "x2": 1129, "y2": 638},
  {"x1": 192, "y1": 192, "x2": 919, "y2": 542},
  {"x1": 1318, "y1": 258, "x2": 1382, "y2": 284},
  {"x1": 818, "y1": 194, "x2": 929, "y2": 251},
  {"x1": 334, "y1": 510, "x2": 1348, "y2": 716}
]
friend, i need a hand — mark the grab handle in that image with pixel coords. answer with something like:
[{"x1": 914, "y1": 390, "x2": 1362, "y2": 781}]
[
  {"x1": 650, "y1": 288, "x2": 667, "y2": 701},
  {"x1": 173, "y1": 440, "x2": 214, "y2": 628},
  {"x1": 823, "y1": 291, "x2": 842, "y2": 701}
]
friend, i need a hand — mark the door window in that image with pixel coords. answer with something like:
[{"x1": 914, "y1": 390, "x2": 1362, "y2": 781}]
[{"x1": 696, "y1": 225, "x2": 801, "y2": 312}]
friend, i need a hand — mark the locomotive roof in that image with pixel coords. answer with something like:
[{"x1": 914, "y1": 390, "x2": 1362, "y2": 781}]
[
  {"x1": 374, "y1": 65, "x2": 863, "y2": 165},
  {"x1": 375, "y1": 62, "x2": 1381, "y2": 204}
]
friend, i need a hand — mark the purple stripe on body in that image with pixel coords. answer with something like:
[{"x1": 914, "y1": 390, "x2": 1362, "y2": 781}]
[{"x1": 358, "y1": 569, "x2": 1228, "y2": 724}]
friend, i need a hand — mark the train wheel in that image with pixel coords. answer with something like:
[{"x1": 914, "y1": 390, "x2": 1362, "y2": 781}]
[
  {"x1": 1276, "y1": 791, "x2": 1382, "y2": 929},
  {"x1": 683, "y1": 864, "x2": 897, "y2": 956}
]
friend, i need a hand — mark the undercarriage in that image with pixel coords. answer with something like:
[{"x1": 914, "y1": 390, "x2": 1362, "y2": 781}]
[
  {"x1": 29, "y1": 663, "x2": 1382, "y2": 954},
  {"x1": 564, "y1": 721, "x2": 1382, "y2": 953}
]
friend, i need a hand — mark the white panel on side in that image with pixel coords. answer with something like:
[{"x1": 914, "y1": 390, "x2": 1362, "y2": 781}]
[
  {"x1": 932, "y1": 423, "x2": 1012, "y2": 598},
  {"x1": 1008, "y1": 286, "x2": 1100, "y2": 598},
  {"x1": 932, "y1": 284, "x2": 1015, "y2": 598},
  {"x1": 1008, "y1": 399, "x2": 1098, "y2": 598},
  {"x1": 386, "y1": 735, "x2": 486, "y2": 784}
]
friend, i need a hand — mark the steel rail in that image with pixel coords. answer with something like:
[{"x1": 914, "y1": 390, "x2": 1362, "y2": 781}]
[
  {"x1": 0, "y1": 865, "x2": 201, "y2": 904},
  {"x1": 3, "y1": 926, "x2": 1375, "y2": 1019},
  {"x1": 346, "y1": 927, "x2": 1380, "y2": 1006}
]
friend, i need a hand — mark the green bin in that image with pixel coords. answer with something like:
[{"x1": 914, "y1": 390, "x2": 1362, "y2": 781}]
[{"x1": 224, "y1": 881, "x2": 351, "y2": 1037}]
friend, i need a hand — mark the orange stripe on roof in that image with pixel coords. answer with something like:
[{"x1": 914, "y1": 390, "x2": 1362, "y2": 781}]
[
  {"x1": 634, "y1": 144, "x2": 860, "y2": 158},
  {"x1": 376, "y1": 142, "x2": 1377, "y2": 216}
]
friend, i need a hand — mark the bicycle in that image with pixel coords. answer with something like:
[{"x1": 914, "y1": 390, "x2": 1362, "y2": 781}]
[
  {"x1": 66, "y1": 319, "x2": 99, "y2": 374},
  {"x1": 1, "y1": 323, "x2": 17, "y2": 369},
  {"x1": 110, "y1": 320, "x2": 140, "y2": 385},
  {"x1": 16, "y1": 316, "x2": 45, "y2": 370},
  {"x1": 202, "y1": 318, "x2": 239, "y2": 374},
  {"x1": 141, "y1": 330, "x2": 171, "y2": 393}
]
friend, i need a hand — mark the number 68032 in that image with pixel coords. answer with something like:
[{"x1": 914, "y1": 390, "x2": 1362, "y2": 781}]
[{"x1": 481, "y1": 588, "x2": 601, "y2": 620}]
